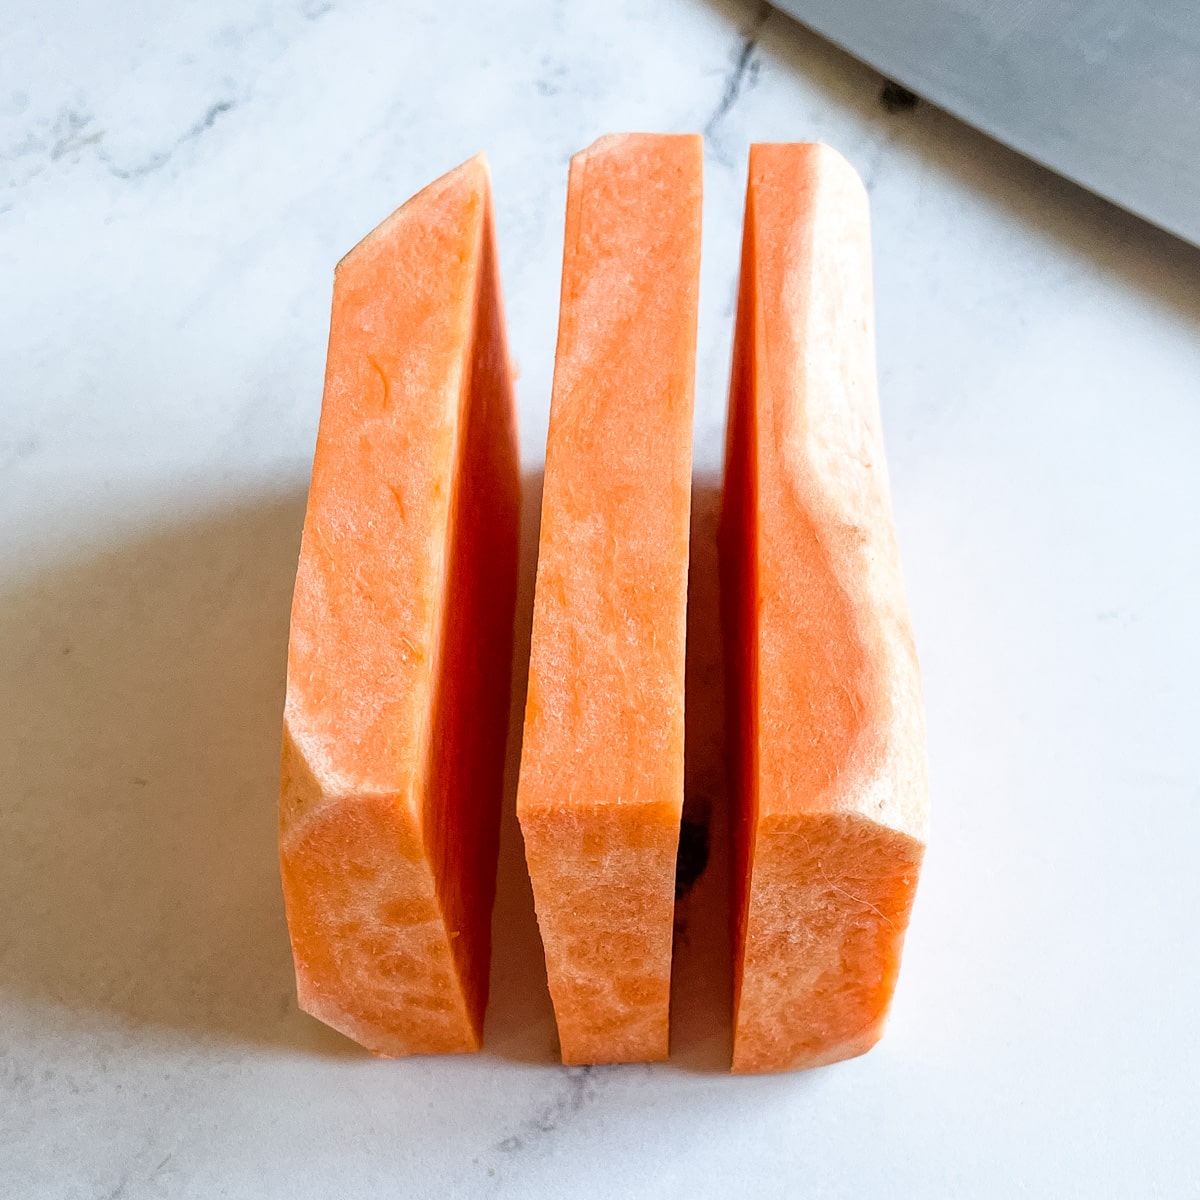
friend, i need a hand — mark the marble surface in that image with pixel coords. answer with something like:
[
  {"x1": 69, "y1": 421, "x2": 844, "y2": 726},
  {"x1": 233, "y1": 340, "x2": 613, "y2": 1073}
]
[{"x1": 3, "y1": 0, "x2": 1200, "y2": 1196}]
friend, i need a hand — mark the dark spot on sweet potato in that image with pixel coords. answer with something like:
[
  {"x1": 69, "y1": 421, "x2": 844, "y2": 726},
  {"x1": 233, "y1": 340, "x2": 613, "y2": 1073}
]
[{"x1": 675, "y1": 793, "x2": 712, "y2": 900}]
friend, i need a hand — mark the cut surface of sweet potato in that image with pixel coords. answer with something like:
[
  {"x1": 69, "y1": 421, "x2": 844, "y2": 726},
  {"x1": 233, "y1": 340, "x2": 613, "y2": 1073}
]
[
  {"x1": 720, "y1": 142, "x2": 929, "y2": 1074},
  {"x1": 280, "y1": 155, "x2": 520, "y2": 1056},
  {"x1": 517, "y1": 133, "x2": 702, "y2": 1065}
]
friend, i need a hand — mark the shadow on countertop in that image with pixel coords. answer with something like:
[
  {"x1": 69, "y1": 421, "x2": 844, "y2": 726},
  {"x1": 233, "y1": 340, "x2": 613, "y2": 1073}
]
[
  {"x1": 480, "y1": 468, "x2": 559, "y2": 1064},
  {"x1": 0, "y1": 487, "x2": 370, "y2": 1054},
  {"x1": 0, "y1": 468, "x2": 736, "y2": 1068},
  {"x1": 667, "y1": 476, "x2": 735, "y2": 1074},
  {"x1": 0, "y1": 470, "x2": 558, "y2": 1062}
]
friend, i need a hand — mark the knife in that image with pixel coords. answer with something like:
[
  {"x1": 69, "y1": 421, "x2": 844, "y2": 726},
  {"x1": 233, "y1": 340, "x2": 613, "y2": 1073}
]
[{"x1": 770, "y1": 0, "x2": 1200, "y2": 246}]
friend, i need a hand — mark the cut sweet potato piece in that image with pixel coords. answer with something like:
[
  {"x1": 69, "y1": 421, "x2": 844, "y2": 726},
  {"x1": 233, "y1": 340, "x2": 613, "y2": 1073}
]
[
  {"x1": 517, "y1": 133, "x2": 702, "y2": 1065},
  {"x1": 279, "y1": 154, "x2": 520, "y2": 1056},
  {"x1": 720, "y1": 143, "x2": 929, "y2": 1074}
]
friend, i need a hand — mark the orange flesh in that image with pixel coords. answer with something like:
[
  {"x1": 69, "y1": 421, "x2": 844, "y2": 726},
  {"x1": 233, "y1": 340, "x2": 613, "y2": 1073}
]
[
  {"x1": 279, "y1": 155, "x2": 520, "y2": 1056},
  {"x1": 720, "y1": 143, "x2": 929, "y2": 1074},
  {"x1": 517, "y1": 134, "x2": 702, "y2": 1064}
]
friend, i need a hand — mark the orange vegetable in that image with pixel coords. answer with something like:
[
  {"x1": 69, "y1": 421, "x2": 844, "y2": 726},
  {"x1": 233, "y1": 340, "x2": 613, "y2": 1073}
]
[
  {"x1": 517, "y1": 133, "x2": 703, "y2": 1064},
  {"x1": 279, "y1": 155, "x2": 520, "y2": 1056},
  {"x1": 720, "y1": 143, "x2": 929, "y2": 1074}
]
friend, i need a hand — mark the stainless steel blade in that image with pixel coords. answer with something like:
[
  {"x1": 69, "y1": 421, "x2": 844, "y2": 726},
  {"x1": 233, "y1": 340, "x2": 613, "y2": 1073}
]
[{"x1": 771, "y1": 0, "x2": 1200, "y2": 246}]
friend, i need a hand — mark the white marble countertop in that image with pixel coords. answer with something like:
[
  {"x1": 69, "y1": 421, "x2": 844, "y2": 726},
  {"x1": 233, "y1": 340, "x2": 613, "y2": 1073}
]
[{"x1": 3, "y1": 1, "x2": 1199, "y2": 1196}]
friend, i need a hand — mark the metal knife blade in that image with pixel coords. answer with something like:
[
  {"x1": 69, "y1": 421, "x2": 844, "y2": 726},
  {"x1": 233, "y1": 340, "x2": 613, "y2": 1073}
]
[{"x1": 770, "y1": 0, "x2": 1200, "y2": 246}]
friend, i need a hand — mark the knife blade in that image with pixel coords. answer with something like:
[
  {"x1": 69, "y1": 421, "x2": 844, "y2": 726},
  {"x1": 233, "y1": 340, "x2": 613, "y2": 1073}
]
[{"x1": 771, "y1": 0, "x2": 1200, "y2": 246}]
